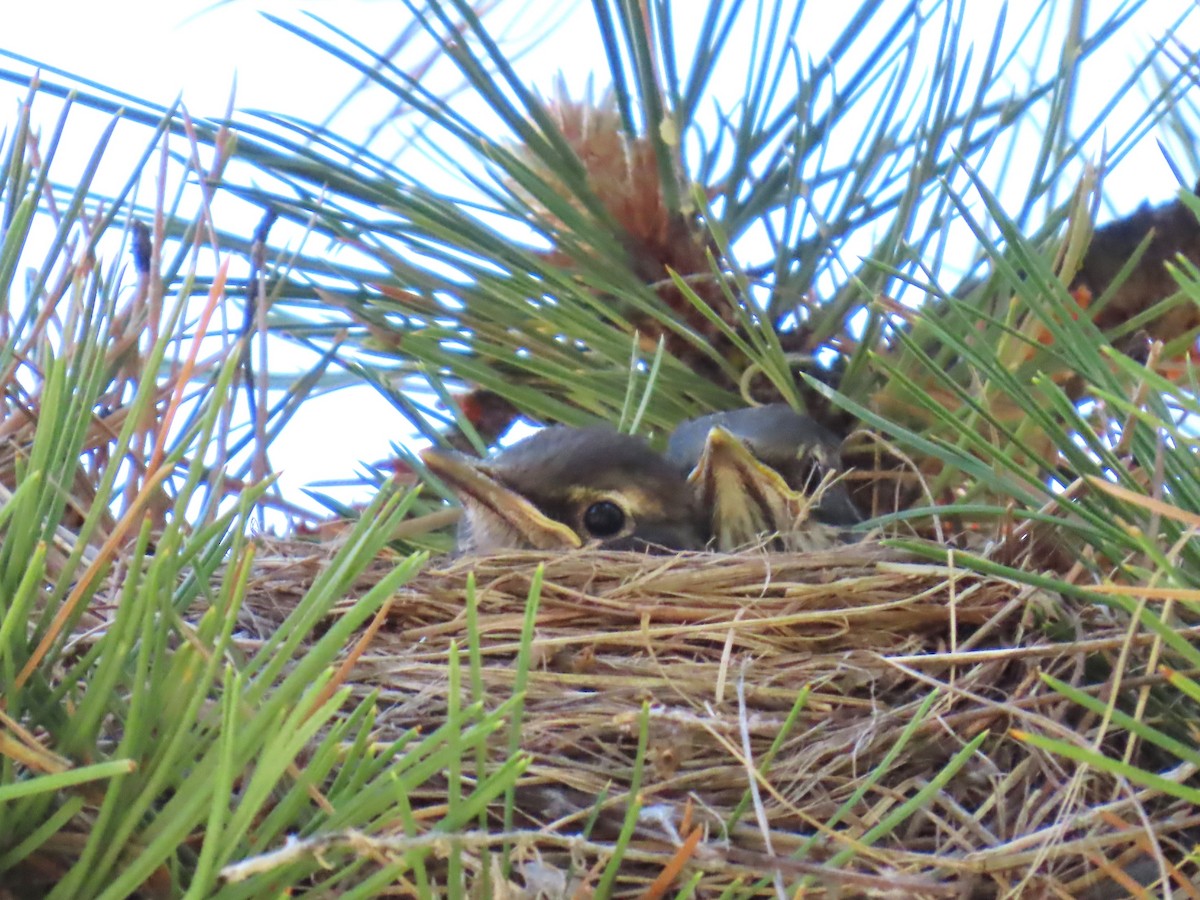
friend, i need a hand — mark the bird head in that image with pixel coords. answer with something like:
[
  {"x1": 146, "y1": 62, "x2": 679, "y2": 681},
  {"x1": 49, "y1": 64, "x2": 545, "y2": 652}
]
[
  {"x1": 685, "y1": 426, "x2": 809, "y2": 550},
  {"x1": 668, "y1": 405, "x2": 862, "y2": 551},
  {"x1": 421, "y1": 426, "x2": 708, "y2": 554}
]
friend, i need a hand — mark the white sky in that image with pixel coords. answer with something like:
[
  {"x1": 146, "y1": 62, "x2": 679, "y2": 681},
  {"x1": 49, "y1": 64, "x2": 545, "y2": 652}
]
[{"x1": 5, "y1": 1, "x2": 1200, "y2": 521}]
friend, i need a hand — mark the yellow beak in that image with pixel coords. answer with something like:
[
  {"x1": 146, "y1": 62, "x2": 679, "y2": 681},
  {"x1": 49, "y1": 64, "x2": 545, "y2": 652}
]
[
  {"x1": 689, "y1": 426, "x2": 828, "y2": 552},
  {"x1": 420, "y1": 447, "x2": 583, "y2": 551}
]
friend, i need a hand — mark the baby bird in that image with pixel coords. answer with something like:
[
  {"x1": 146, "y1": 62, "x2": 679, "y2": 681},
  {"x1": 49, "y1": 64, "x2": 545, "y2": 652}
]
[
  {"x1": 421, "y1": 426, "x2": 708, "y2": 554},
  {"x1": 667, "y1": 404, "x2": 862, "y2": 551}
]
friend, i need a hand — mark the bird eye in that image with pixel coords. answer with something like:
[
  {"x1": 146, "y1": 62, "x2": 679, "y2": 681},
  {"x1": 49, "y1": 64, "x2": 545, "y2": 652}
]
[{"x1": 582, "y1": 500, "x2": 626, "y2": 538}]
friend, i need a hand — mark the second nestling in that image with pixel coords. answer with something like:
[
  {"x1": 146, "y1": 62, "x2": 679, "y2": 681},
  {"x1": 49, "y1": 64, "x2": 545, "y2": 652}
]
[
  {"x1": 666, "y1": 404, "x2": 862, "y2": 552},
  {"x1": 420, "y1": 405, "x2": 862, "y2": 554}
]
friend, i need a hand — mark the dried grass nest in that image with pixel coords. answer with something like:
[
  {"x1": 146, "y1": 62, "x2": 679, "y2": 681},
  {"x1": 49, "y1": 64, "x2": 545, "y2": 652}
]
[{"x1": 242, "y1": 539, "x2": 1200, "y2": 898}]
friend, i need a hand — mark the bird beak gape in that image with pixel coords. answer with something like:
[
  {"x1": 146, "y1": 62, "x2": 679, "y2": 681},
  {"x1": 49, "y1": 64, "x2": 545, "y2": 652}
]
[
  {"x1": 689, "y1": 426, "x2": 820, "y2": 551},
  {"x1": 420, "y1": 448, "x2": 583, "y2": 550}
]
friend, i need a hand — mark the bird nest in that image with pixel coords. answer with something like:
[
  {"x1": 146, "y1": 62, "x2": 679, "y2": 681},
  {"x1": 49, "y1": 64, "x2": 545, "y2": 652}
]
[{"x1": 240, "y1": 539, "x2": 1200, "y2": 897}]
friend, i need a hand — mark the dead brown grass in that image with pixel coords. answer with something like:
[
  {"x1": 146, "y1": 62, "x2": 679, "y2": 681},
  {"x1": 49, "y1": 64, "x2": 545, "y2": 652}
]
[{"x1": 237, "y1": 539, "x2": 1200, "y2": 898}]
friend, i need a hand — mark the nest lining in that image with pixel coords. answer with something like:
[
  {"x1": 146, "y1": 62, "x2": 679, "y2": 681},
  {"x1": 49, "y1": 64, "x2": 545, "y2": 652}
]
[{"x1": 235, "y1": 538, "x2": 1198, "y2": 897}]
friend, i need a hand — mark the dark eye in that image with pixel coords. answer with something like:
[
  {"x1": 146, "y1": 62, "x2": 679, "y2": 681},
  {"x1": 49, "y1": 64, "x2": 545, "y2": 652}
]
[{"x1": 582, "y1": 500, "x2": 626, "y2": 538}]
